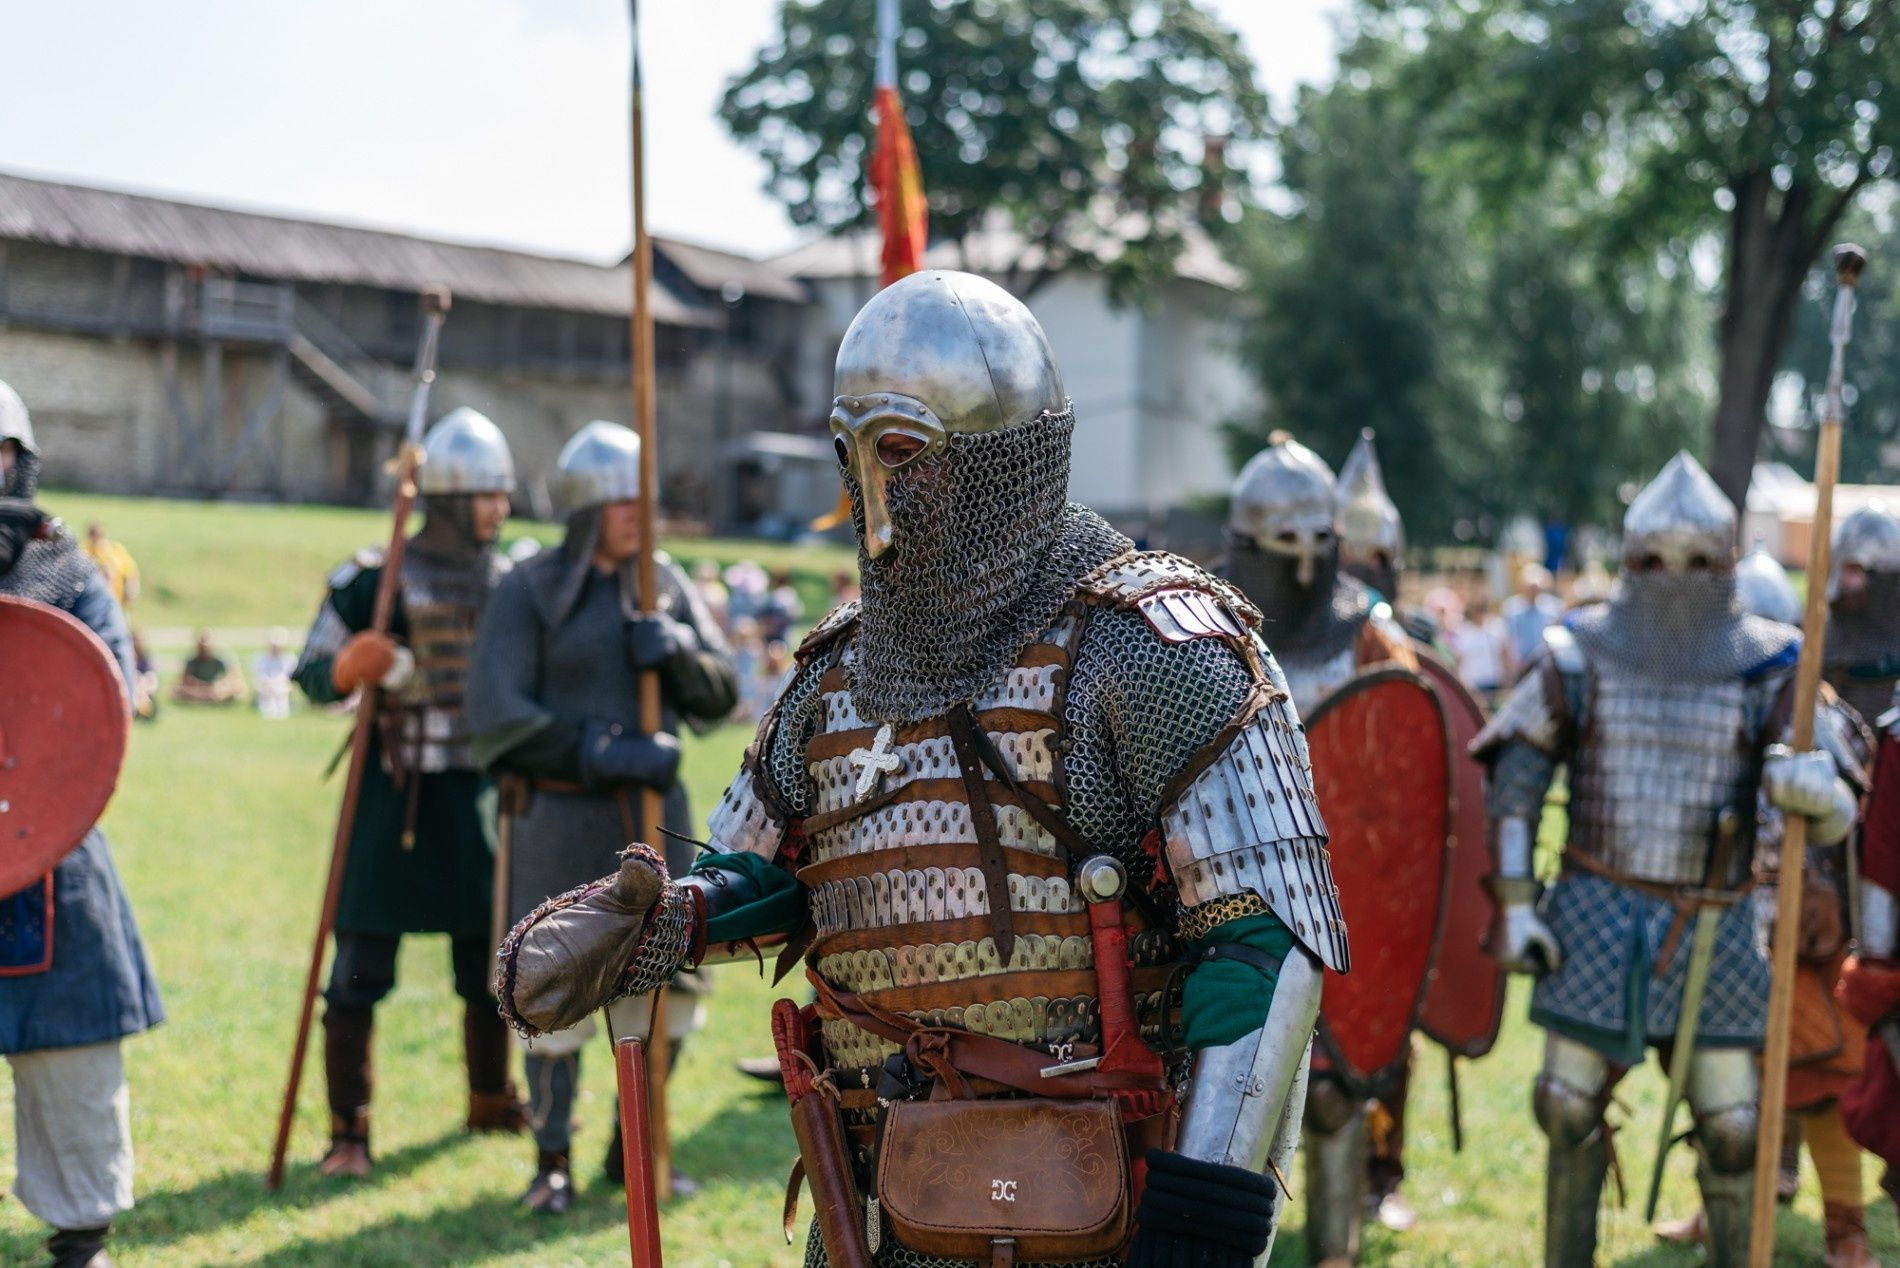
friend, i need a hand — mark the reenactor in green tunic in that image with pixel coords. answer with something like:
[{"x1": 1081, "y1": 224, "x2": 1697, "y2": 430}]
[{"x1": 292, "y1": 408, "x2": 525, "y2": 1177}]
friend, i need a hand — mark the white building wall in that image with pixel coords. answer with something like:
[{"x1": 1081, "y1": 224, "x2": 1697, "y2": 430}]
[{"x1": 1137, "y1": 280, "x2": 1252, "y2": 512}]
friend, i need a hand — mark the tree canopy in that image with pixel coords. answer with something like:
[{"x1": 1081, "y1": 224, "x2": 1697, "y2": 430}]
[{"x1": 720, "y1": 0, "x2": 1266, "y2": 298}]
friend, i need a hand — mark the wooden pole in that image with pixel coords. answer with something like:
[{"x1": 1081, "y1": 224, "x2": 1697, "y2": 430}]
[
  {"x1": 1748, "y1": 243, "x2": 1866, "y2": 1264},
  {"x1": 622, "y1": 0, "x2": 672, "y2": 1239},
  {"x1": 267, "y1": 287, "x2": 450, "y2": 1191}
]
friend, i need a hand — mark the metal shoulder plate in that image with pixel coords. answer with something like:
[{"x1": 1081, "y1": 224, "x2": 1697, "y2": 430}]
[
  {"x1": 1075, "y1": 549, "x2": 1262, "y2": 646},
  {"x1": 327, "y1": 545, "x2": 387, "y2": 590},
  {"x1": 795, "y1": 600, "x2": 860, "y2": 664},
  {"x1": 1542, "y1": 623, "x2": 1585, "y2": 675},
  {"x1": 1160, "y1": 686, "x2": 1349, "y2": 973}
]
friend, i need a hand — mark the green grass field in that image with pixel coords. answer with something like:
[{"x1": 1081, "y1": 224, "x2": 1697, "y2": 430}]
[{"x1": 0, "y1": 495, "x2": 1892, "y2": 1265}]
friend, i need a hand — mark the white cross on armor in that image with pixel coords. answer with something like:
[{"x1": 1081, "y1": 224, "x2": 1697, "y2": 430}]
[{"x1": 847, "y1": 723, "x2": 903, "y2": 802}]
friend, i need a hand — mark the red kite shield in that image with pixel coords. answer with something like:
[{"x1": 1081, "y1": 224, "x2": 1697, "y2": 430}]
[
  {"x1": 0, "y1": 595, "x2": 130, "y2": 896},
  {"x1": 1306, "y1": 667, "x2": 1451, "y2": 1090},
  {"x1": 1413, "y1": 650, "x2": 1507, "y2": 1059}
]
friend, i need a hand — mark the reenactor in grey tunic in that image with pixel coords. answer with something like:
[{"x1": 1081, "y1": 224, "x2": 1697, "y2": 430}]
[
  {"x1": 1473, "y1": 451, "x2": 1865, "y2": 1267},
  {"x1": 467, "y1": 420, "x2": 738, "y2": 1213}
]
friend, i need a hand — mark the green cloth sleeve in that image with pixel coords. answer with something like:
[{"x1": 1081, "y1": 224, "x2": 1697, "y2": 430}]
[
  {"x1": 690, "y1": 851, "x2": 809, "y2": 944},
  {"x1": 294, "y1": 565, "x2": 381, "y2": 706},
  {"x1": 1178, "y1": 911, "x2": 1299, "y2": 1050}
]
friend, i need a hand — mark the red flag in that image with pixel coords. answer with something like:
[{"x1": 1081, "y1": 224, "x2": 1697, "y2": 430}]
[{"x1": 871, "y1": 83, "x2": 926, "y2": 288}]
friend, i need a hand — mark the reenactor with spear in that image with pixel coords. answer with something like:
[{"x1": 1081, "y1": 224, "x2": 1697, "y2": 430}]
[
  {"x1": 1473, "y1": 258, "x2": 1869, "y2": 1268},
  {"x1": 266, "y1": 296, "x2": 528, "y2": 1187}
]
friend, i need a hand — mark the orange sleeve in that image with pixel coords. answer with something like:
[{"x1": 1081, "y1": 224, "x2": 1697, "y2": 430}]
[{"x1": 1355, "y1": 616, "x2": 1418, "y2": 672}]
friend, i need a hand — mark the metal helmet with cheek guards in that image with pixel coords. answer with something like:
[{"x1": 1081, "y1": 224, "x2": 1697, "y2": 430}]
[
  {"x1": 418, "y1": 407, "x2": 516, "y2": 495},
  {"x1": 1228, "y1": 432, "x2": 1337, "y2": 587},
  {"x1": 1621, "y1": 450, "x2": 1736, "y2": 574},
  {"x1": 1824, "y1": 501, "x2": 1900, "y2": 718},
  {"x1": 1735, "y1": 539, "x2": 1800, "y2": 626},
  {"x1": 1829, "y1": 501, "x2": 1900, "y2": 596},
  {"x1": 829, "y1": 269, "x2": 1130, "y2": 724},
  {"x1": 0, "y1": 378, "x2": 40, "y2": 499},
  {"x1": 829, "y1": 269, "x2": 1066, "y2": 560},
  {"x1": 556, "y1": 420, "x2": 642, "y2": 513},
  {"x1": 1335, "y1": 427, "x2": 1404, "y2": 598}
]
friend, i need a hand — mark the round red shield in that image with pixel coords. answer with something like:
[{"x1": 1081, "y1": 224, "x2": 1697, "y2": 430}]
[
  {"x1": 1414, "y1": 650, "x2": 1508, "y2": 1059},
  {"x1": 1306, "y1": 667, "x2": 1452, "y2": 1090},
  {"x1": 0, "y1": 595, "x2": 130, "y2": 896}
]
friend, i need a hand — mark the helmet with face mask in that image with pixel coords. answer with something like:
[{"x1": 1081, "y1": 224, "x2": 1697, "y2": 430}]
[
  {"x1": 1335, "y1": 428, "x2": 1404, "y2": 601},
  {"x1": 828, "y1": 270, "x2": 1129, "y2": 724},
  {"x1": 1824, "y1": 501, "x2": 1900, "y2": 718},
  {"x1": 1224, "y1": 433, "x2": 1373, "y2": 668},
  {"x1": 1568, "y1": 450, "x2": 1790, "y2": 681},
  {"x1": 0, "y1": 378, "x2": 41, "y2": 499}
]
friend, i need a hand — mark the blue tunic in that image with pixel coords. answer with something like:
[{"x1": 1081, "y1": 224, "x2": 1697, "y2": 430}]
[{"x1": 0, "y1": 575, "x2": 165, "y2": 1053}]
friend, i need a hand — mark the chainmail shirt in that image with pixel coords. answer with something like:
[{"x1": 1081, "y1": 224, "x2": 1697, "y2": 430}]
[
  {"x1": 1568, "y1": 572, "x2": 1796, "y2": 683},
  {"x1": 0, "y1": 527, "x2": 94, "y2": 608},
  {"x1": 847, "y1": 410, "x2": 1130, "y2": 724}
]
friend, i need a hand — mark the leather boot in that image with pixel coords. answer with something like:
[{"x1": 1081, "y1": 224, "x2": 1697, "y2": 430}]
[
  {"x1": 46, "y1": 1226, "x2": 111, "y2": 1268},
  {"x1": 463, "y1": 1002, "x2": 526, "y2": 1133},
  {"x1": 522, "y1": 1150, "x2": 573, "y2": 1215},
  {"x1": 1823, "y1": 1202, "x2": 1877, "y2": 1268},
  {"x1": 320, "y1": 1005, "x2": 373, "y2": 1177}
]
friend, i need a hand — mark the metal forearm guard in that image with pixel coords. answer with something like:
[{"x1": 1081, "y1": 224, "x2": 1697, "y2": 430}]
[
  {"x1": 1865, "y1": 881, "x2": 1898, "y2": 961},
  {"x1": 1175, "y1": 949, "x2": 1321, "y2": 1174},
  {"x1": 1489, "y1": 815, "x2": 1539, "y2": 904}
]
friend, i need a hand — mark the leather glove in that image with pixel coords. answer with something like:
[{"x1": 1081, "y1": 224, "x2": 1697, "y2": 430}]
[
  {"x1": 331, "y1": 632, "x2": 414, "y2": 693},
  {"x1": 1126, "y1": 1149, "x2": 1280, "y2": 1268},
  {"x1": 0, "y1": 499, "x2": 48, "y2": 578},
  {"x1": 1763, "y1": 745, "x2": 1856, "y2": 845},
  {"x1": 626, "y1": 613, "x2": 693, "y2": 672},
  {"x1": 496, "y1": 845, "x2": 669, "y2": 1036},
  {"x1": 1497, "y1": 900, "x2": 1562, "y2": 976},
  {"x1": 579, "y1": 720, "x2": 681, "y2": 792}
]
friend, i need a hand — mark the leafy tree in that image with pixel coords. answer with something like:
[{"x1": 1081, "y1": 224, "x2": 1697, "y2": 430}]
[
  {"x1": 719, "y1": 0, "x2": 1266, "y2": 298},
  {"x1": 1361, "y1": 0, "x2": 1900, "y2": 511}
]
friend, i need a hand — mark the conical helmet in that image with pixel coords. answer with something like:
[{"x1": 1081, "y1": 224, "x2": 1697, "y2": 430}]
[
  {"x1": 557, "y1": 420, "x2": 641, "y2": 513},
  {"x1": 1336, "y1": 428, "x2": 1403, "y2": 557},
  {"x1": 418, "y1": 407, "x2": 515, "y2": 495},
  {"x1": 1832, "y1": 502, "x2": 1900, "y2": 576},
  {"x1": 1622, "y1": 451, "x2": 1735, "y2": 573},
  {"x1": 1229, "y1": 432, "x2": 1337, "y2": 585}
]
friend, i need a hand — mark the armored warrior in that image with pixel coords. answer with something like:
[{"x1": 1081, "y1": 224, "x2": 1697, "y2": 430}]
[
  {"x1": 0, "y1": 380, "x2": 163, "y2": 1268},
  {"x1": 1473, "y1": 451, "x2": 1864, "y2": 1267},
  {"x1": 1825, "y1": 502, "x2": 1900, "y2": 723},
  {"x1": 466, "y1": 420, "x2": 738, "y2": 1213},
  {"x1": 1223, "y1": 431, "x2": 1427, "y2": 1263},
  {"x1": 291, "y1": 407, "x2": 525, "y2": 1178},
  {"x1": 496, "y1": 271, "x2": 1347, "y2": 1267},
  {"x1": 1843, "y1": 682, "x2": 1900, "y2": 1216}
]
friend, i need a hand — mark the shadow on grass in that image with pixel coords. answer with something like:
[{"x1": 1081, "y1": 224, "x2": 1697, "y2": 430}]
[
  {"x1": 1603, "y1": 1207, "x2": 1828, "y2": 1267},
  {"x1": 236, "y1": 1183, "x2": 635, "y2": 1267},
  {"x1": 116, "y1": 1130, "x2": 466, "y2": 1250},
  {"x1": 672, "y1": 1087, "x2": 801, "y2": 1188}
]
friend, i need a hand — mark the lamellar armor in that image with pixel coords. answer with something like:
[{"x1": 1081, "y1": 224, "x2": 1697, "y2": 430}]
[{"x1": 499, "y1": 272, "x2": 1341, "y2": 1268}]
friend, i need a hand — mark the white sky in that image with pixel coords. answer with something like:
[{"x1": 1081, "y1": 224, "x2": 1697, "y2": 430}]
[{"x1": 0, "y1": 1, "x2": 1344, "y2": 262}]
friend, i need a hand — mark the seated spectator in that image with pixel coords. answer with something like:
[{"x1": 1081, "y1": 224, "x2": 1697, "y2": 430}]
[
  {"x1": 830, "y1": 568, "x2": 860, "y2": 607},
  {"x1": 83, "y1": 520, "x2": 140, "y2": 607},
  {"x1": 252, "y1": 627, "x2": 297, "y2": 720},
  {"x1": 731, "y1": 617, "x2": 766, "y2": 721},
  {"x1": 131, "y1": 630, "x2": 160, "y2": 722},
  {"x1": 725, "y1": 559, "x2": 768, "y2": 625},
  {"x1": 172, "y1": 630, "x2": 245, "y2": 704},
  {"x1": 693, "y1": 559, "x2": 731, "y2": 635}
]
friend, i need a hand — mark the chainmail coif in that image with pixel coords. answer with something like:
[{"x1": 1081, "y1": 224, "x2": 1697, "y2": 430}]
[
  {"x1": 1569, "y1": 571, "x2": 1796, "y2": 683},
  {"x1": 1222, "y1": 543, "x2": 1367, "y2": 661},
  {"x1": 846, "y1": 409, "x2": 1130, "y2": 724},
  {"x1": 1825, "y1": 571, "x2": 1900, "y2": 717}
]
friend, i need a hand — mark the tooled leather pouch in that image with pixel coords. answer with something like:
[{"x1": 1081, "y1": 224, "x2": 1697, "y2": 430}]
[{"x1": 874, "y1": 1097, "x2": 1130, "y2": 1265}]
